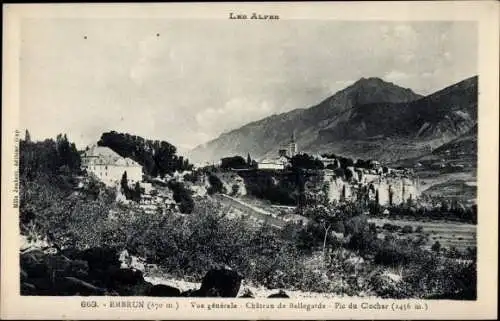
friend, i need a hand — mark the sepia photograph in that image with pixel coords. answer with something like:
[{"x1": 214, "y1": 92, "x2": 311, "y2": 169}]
[{"x1": 2, "y1": 2, "x2": 498, "y2": 320}]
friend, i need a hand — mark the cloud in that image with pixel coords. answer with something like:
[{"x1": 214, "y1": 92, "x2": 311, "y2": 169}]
[
  {"x1": 335, "y1": 80, "x2": 355, "y2": 86},
  {"x1": 422, "y1": 71, "x2": 435, "y2": 78},
  {"x1": 129, "y1": 34, "x2": 167, "y2": 85},
  {"x1": 384, "y1": 70, "x2": 410, "y2": 82},
  {"x1": 195, "y1": 98, "x2": 275, "y2": 135},
  {"x1": 20, "y1": 20, "x2": 478, "y2": 152}
]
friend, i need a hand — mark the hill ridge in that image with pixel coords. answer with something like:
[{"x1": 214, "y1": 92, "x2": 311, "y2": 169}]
[{"x1": 188, "y1": 76, "x2": 477, "y2": 164}]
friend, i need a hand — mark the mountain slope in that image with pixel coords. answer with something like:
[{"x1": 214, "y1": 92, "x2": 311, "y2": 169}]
[
  {"x1": 317, "y1": 76, "x2": 477, "y2": 141},
  {"x1": 189, "y1": 76, "x2": 477, "y2": 164},
  {"x1": 432, "y1": 124, "x2": 477, "y2": 156},
  {"x1": 308, "y1": 76, "x2": 477, "y2": 161},
  {"x1": 188, "y1": 78, "x2": 422, "y2": 164}
]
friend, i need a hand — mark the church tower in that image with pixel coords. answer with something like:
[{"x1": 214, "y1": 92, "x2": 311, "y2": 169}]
[{"x1": 287, "y1": 132, "x2": 297, "y2": 157}]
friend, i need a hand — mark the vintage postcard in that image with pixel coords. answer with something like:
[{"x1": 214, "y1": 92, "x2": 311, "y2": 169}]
[{"x1": 2, "y1": 2, "x2": 498, "y2": 319}]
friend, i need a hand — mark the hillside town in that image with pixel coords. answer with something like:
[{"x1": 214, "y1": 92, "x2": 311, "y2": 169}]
[
  {"x1": 11, "y1": 11, "x2": 487, "y2": 316},
  {"x1": 77, "y1": 130, "x2": 422, "y2": 222}
]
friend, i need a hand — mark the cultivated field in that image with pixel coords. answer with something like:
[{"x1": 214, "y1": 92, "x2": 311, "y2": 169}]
[
  {"x1": 369, "y1": 217, "x2": 476, "y2": 251},
  {"x1": 218, "y1": 194, "x2": 476, "y2": 252}
]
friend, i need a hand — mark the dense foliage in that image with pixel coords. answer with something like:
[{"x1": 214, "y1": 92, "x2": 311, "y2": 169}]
[
  {"x1": 20, "y1": 133, "x2": 81, "y2": 180},
  {"x1": 120, "y1": 171, "x2": 143, "y2": 202},
  {"x1": 238, "y1": 170, "x2": 304, "y2": 206},
  {"x1": 167, "y1": 181, "x2": 195, "y2": 214},
  {"x1": 376, "y1": 202, "x2": 477, "y2": 224},
  {"x1": 290, "y1": 153, "x2": 324, "y2": 170},
  {"x1": 220, "y1": 156, "x2": 249, "y2": 170},
  {"x1": 19, "y1": 133, "x2": 476, "y2": 299},
  {"x1": 301, "y1": 199, "x2": 476, "y2": 298},
  {"x1": 207, "y1": 173, "x2": 226, "y2": 195},
  {"x1": 97, "y1": 131, "x2": 192, "y2": 177},
  {"x1": 20, "y1": 172, "x2": 116, "y2": 249}
]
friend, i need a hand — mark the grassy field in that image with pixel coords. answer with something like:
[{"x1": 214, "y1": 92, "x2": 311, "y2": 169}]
[{"x1": 369, "y1": 217, "x2": 476, "y2": 251}]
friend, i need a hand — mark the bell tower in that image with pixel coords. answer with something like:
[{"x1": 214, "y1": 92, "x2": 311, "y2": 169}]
[{"x1": 288, "y1": 131, "x2": 297, "y2": 157}]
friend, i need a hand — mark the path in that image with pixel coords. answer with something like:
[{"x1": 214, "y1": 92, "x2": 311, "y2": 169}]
[{"x1": 216, "y1": 194, "x2": 285, "y2": 228}]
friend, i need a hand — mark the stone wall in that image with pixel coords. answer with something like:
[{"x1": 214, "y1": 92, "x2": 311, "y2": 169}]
[{"x1": 316, "y1": 169, "x2": 419, "y2": 206}]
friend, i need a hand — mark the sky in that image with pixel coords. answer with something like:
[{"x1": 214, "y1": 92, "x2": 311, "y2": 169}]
[{"x1": 20, "y1": 19, "x2": 477, "y2": 154}]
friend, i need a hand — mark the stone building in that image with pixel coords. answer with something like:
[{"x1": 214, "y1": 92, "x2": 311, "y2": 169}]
[
  {"x1": 81, "y1": 145, "x2": 143, "y2": 187},
  {"x1": 257, "y1": 156, "x2": 289, "y2": 170},
  {"x1": 287, "y1": 133, "x2": 297, "y2": 157}
]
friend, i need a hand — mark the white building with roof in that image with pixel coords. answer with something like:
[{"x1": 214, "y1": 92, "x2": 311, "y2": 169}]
[
  {"x1": 257, "y1": 156, "x2": 289, "y2": 170},
  {"x1": 82, "y1": 145, "x2": 143, "y2": 186}
]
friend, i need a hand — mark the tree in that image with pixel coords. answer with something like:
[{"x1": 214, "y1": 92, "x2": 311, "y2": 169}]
[
  {"x1": 132, "y1": 182, "x2": 143, "y2": 203},
  {"x1": 220, "y1": 156, "x2": 247, "y2": 169},
  {"x1": 338, "y1": 157, "x2": 354, "y2": 169},
  {"x1": 356, "y1": 158, "x2": 369, "y2": 169},
  {"x1": 121, "y1": 171, "x2": 129, "y2": 193},
  {"x1": 168, "y1": 181, "x2": 194, "y2": 214},
  {"x1": 431, "y1": 241, "x2": 441, "y2": 252},
  {"x1": 97, "y1": 131, "x2": 192, "y2": 177},
  {"x1": 207, "y1": 173, "x2": 226, "y2": 195},
  {"x1": 247, "y1": 153, "x2": 252, "y2": 166},
  {"x1": 290, "y1": 153, "x2": 324, "y2": 170},
  {"x1": 304, "y1": 199, "x2": 341, "y2": 260},
  {"x1": 20, "y1": 133, "x2": 81, "y2": 180}
]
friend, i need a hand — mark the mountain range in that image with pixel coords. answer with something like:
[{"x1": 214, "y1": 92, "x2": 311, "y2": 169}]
[{"x1": 188, "y1": 76, "x2": 478, "y2": 165}]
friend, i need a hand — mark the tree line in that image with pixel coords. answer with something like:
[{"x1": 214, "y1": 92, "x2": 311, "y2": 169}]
[
  {"x1": 97, "y1": 131, "x2": 193, "y2": 178},
  {"x1": 20, "y1": 130, "x2": 81, "y2": 181}
]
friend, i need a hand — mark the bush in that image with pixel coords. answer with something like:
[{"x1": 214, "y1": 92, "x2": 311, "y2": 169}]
[
  {"x1": 168, "y1": 181, "x2": 194, "y2": 214},
  {"x1": 431, "y1": 241, "x2": 441, "y2": 252},
  {"x1": 207, "y1": 173, "x2": 226, "y2": 195},
  {"x1": 347, "y1": 229, "x2": 379, "y2": 254},
  {"x1": 401, "y1": 225, "x2": 413, "y2": 234},
  {"x1": 415, "y1": 226, "x2": 424, "y2": 233},
  {"x1": 230, "y1": 184, "x2": 240, "y2": 196},
  {"x1": 332, "y1": 220, "x2": 345, "y2": 235},
  {"x1": 382, "y1": 223, "x2": 399, "y2": 232},
  {"x1": 374, "y1": 240, "x2": 413, "y2": 266},
  {"x1": 20, "y1": 174, "x2": 116, "y2": 250},
  {"x1": 466, "y1": 247, "x2": 477, "y2": 260},
  {"x1": 183, "y1": 172, "x2": 198, "y2": 183},
  {"x1": 368, "y1": 270, "x2": 409, "y2": 298},
  {"x1": 344, "y1": 215, "x2": 368, "y2": 236},
  {"x1": 405, "y1": 258, "x2": 477, "y2": 299},
  {"x1": 368, "y1": 202, "x2": 383, "y2": 215}
]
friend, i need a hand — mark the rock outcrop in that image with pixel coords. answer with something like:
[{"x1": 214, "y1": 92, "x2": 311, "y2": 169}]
[
  {"x1": 20, "y1": 247, "x2": 155, "y2": 296},
  {"x1": 267, "y1": 290, "x2": 290, "y2": 298},
  {"x1": 198, "y1": 268, "x2": 243, "y2": 297},
  {"x1": 20, "y1": 247, "x2": 243, "y2": 297},
  {"x1": 308, "y1": 169, "x2": 420, "y2": 206}
]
